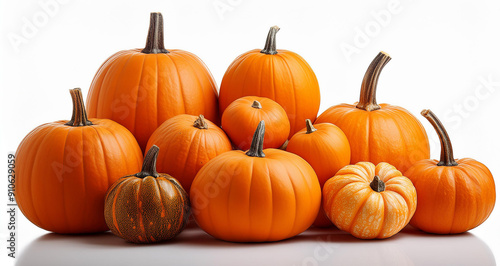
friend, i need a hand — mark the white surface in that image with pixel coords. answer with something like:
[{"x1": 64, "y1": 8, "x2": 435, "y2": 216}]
[{"x1": 1, "y1": 0, "x2": 500, "y2": 265}]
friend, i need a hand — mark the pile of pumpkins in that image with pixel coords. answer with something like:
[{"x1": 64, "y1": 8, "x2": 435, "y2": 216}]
[{"x1": 15, "y1": 12, "x2": 496, "y2": 243}]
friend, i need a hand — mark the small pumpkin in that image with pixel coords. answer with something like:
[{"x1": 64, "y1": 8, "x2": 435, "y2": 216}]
[
  {"x1": 15, "y1": 88, "x2": 143, "y2": 234},
  {"x1": 287, "y1": 119, "x2": 351, "y2": 227},
  {"x1": 222, "y1": 96, "x2": 290, "y2": 150},
  {"x1": 315, "y1": 52, "x2": 430, "y2": 173},
  {"x1": 104, "y1": 145, "x2": 190, "y2": 243},
  {"x1": 218, "y1": 26, "x2": 320, "y2": 138},
  {"x1": 191, "y1": 121, "x2": 321, "y2": 242},
  {"x1": 405, "y1": 110, "x2": 496, "y2": 234},
  {"x1": 323, "y1": 162, "x2": 417, "y2": 239},
  {"x1": 146, "y1": 114, "x2": 232, "y2": 193},
  {"x1": 86, "y1": 12, "x2": 219, "y2": 151}
]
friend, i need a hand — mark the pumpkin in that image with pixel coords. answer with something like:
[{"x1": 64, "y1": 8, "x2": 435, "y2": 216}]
[
  {"x1": 104, "y1": 145, "x2": 190, "y2": 243},
  {"x1": 218, "y1": 26, "x2": 320, "y2": 138},
  {"x1": 222, "y1": 96, "x2": 289, "y2": 150},
  {"x1": 190, "y1": 121, "x2": 321, "y2": 242},
  {"x1": 286, "y1": 119, "x2": 350, "y2": 227},
  {"x1": 404, "y1": 110, "x2": 496, "y2": 234},
  {"x1": 315, "y1": 52, "x2": 430, "y2": 173},
  {"x1": 145, "y1": 114, "x2": 232, "y2": 193},
  {"x1": 323, "y1": 162, "x2": 417, "y2": 239},
  {"x1": 86, "y1": 12, "x2": 219, "y2": 151},
  {"x1": 15, "y1": 88, "x2": 143, "y2": 234}
]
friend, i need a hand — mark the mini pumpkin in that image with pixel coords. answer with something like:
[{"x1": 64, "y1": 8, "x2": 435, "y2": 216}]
[
  {"x1": 405, "y1": 110, "x2": 496, "y2": 234},
  {"x1": 146, "y1": 114, "x2": 232, "y2": 193},
  {"x1": 222, "y1": 96, "x2": 290, "y2": 150},
  {"x1": 191, "y1": 121, "x2": 321, "y2": 242},
  {"x1": 287, "y1": 119, "x2": 351, "y2": 227},
  {"x1": 323, "y1": 162, "x2": 417, "y2": 239},
  {"x1": 15, "y1": 88, "x2": 143, "y2": 234},
  {"x1": 104, "y1": 145, "x2": 190, "y2": 243}
]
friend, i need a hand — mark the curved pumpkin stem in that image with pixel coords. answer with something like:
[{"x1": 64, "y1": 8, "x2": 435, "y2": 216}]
[
  {"x1": 421, "y1": 109, "x2": 458, "y2": 166},
  {"x1": 246, "y1": 121, "x2": 266, "y2": 158},
  {"x1": 193, "y1": 115, "x2": 208, "y2": 129},
  {"x1": 356, "y1": 52, "x2": 391, "y2": 112},
  {"x1": 251, "y1": 101, "x2": 262, "y2": 109},
  {"x1": 305, "y1": 119, "x2": 317, "y2": 134},
  {"x1": 261, "y1": 26, "x2": 280, "y2": 55},
  {"x1": 370, "y1": 176, "x2": 385, "y2": 192},
  {"x1": 142, "y1": 12, "x2": 169, "y2": 54},
  {"x1": 65, "y1": 88, "x2": 92, "y2": 127},
  {"x1": 137, "y1": 145, "x2": 160, "y2": 178}
]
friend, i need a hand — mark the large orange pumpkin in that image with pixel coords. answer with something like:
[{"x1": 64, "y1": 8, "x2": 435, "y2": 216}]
[
  {"x1": 190, "y1": 121, "x2": 321, "y2": 242},
  {"x1": 405, "y1": 110, "x2": 496, "y2": 234},
  {"x1": 86, "y1": 12, "x2": 219, "y2": 151},
  {"x1": 315, "y1": 52, "x2": 430, "y2": 173},
  {"x1": 323, "y1": 162, "x2": 417, "y2": 239},
  {"x1": 15, "y1": 88, "x2": 143, "y2": 234},
  {"x1": 286, "y1": 119, "x2": 350, "y2": 227},
  {"x1": 218, "y1": 26, "x2": 320, "y2": 138},
  {"x1": 222, "y1": 96, "x2": 290, "y2": 150},
  {"x1": 145, "y1": 114, "x2": 232, "y2": 193}
]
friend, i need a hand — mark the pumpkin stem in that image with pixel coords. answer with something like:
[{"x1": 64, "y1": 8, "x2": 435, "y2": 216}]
[
  {"x1": 421, "y1": 109, "x2": 458, "y2": 166},
  {"x1": 356, "y1": 51, "x2": 391, "y2": 112},
  {"x1": 65, "y1": 88, "x2": 92, "y2": 127},
  {"x1": 246, "y1": 121, "x2": 266, "y2": 158},
  {"x1": 136, "y1": 145, "x2": 160, "y2": 178},
  {"x1": 305, "y1": 119, "x2": 318, "y2": 134},
  {"x1": 141, "y1": 12, "x2": 169, "y2": 54},
  {"x1": 193, "y1": 115, "x2": 208, "y2": 129},
  {"x1": 251, "y1": 100, "x2": 262, "y2": 109},
  {"x1": 261, "y1": 26, "x2": 280, "y2": 55},
  {"x1": 370, "y1": 176, "x2": 385, "y2": 192}
]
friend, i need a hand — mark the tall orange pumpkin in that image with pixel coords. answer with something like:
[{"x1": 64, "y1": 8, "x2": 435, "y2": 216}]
[
  {"x1": 86, "y1": 12, "x2": 219, "y2": 151},
  {"x1": 405, "y1": 110, "x2": 496, "y2": 234},
  {"x1": 15, "y1": 88, "x2": 143, "y2": 234},
  {"x1": 315, "y1": 52, "x2": 430, "y2": 173},
  {"x1": 218, "y1": 26, "x2": 320, "y2": 138},
  {"x1": 190, "y1": 121, "x2": 321, "y2": 242}
]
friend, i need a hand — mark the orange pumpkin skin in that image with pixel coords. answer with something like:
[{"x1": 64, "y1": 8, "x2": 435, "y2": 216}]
[
  {"x1": 315, "y1": 52, "x2": 429, "y2": 173},
  {"x1": 323, "y1": 162, "x2": 417, "y2": 239},
  {"x1": 190, "y1": 121, "x2": 321, "y2": 242},
  {"x1": 105, "y1": 146, "x2": 190, "y2": 243},
  {"x1": 86, "y1": 13, "x2": 219, "y2": 151},
  {"x1": 145, "y1": 114, "x2": 232, "y2": 193},
  {"x1": 222, "y1": 96, "x2": 290, "y2": 150},
  {"x1": 287, "y1": 120, "x2": 350, "y2": 227},
  {"x1": 15, "y1": 89, "x2": 143, "y2": 234},
  {"x1": 218, "y1": 26, "x2": 320, "y2": 138}
]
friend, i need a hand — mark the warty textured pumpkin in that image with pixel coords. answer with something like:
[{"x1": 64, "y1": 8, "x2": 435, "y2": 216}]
[
  {"x1": 315, "y1": 52, "x2": 430, "y2": 173},
  {"x1": 323, "y1": 162, "x2": 417, "y2": 239},
  {"x1": 15, "y1": 88, "x2": 143, "y2": 234},
  {"x1": 146, "y1": 114, "x2": 232, "y2": 193},
  {"x1": 86, "y1": 12, "x2": 219, "y2": 151},
  {"x1": 287, "y1": 119, "x2": 350, "y2": 227},
  {"x1": 190, "y1": 121, "x2": 321, "y2": 242},
  {"x1": 222, "y1": 96, "x2": 289, "y2": 150},
  {"x1": 404, "y1": 110, "x2": 496, "y2": 234},
  {"x1": 218, "y1": 26, "x2": 320, "y2": 138},
  {"x1": 104, "y1": 145, "x2": 190, "y2": 243}
]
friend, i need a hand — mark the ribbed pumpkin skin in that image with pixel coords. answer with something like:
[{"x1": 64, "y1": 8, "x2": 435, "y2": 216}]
[
  {"x1": 222, "y1": 96, "x2": 290, "y2": 150},
  {"x1": 405, "y1": 158, "x2": 496, "y2": 234},
  {"x1": 105, "y1": 175, "x2": 189, "y2": 243},
  {"x1": 190, "y1": 149, "x2": 321, "y2": 242},
  {"x1": 219, "y1": 49, "x2": 320, "y2": 138},
  {"x1": 15, "y1": 119, "x2": 143, "y2": 234},
  {"x1": 315, "y1": 104, "x2": 430, "y2": 173},
  {"x1": 323, "y1": 162, "x2": 417, "y2": 239},
  {"x1": 145, "y1": 114, "x2": 232, "y2": 193},
  {"x1": 86, "y1": 49, "x2": 219, "y2": 151},
  {"x1": 287, "y1": 122, "x2": 351, "y2": 227}
]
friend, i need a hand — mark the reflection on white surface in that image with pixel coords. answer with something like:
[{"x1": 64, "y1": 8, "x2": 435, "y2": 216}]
[{"x1": 16, "y1": 224, "x2": 495, "y2": 266}]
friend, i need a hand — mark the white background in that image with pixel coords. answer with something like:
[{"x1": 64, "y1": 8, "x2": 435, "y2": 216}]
[{"x1": 1, "y1": 0, "x2": 500, "y2": 265}]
